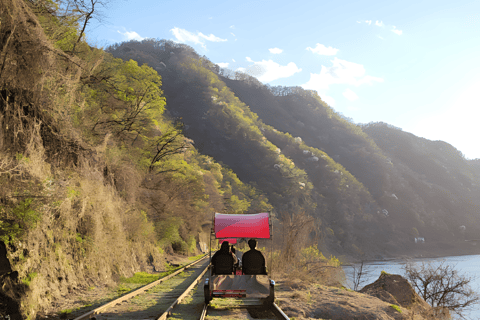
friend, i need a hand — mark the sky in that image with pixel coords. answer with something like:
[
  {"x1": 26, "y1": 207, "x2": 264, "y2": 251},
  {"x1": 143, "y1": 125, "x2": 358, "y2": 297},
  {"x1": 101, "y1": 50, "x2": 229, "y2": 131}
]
[{"x1": 86, "y1": 0, "x2": 480, "y2": 159}]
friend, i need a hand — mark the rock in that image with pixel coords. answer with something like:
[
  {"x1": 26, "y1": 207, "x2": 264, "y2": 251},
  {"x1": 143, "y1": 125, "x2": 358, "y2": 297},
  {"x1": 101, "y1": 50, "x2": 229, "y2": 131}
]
[{"x1": 360, "y1": 272, "x2": 430, "y2": 309}]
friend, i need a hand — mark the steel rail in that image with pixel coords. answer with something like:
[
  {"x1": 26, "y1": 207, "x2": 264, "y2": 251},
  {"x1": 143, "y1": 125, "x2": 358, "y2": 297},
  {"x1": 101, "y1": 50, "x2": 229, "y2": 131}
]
[
  {"x1": 199, "y1": 304, "x2": 208, "y2": 320},
  {"x1": 72, "y1": 254, "x2": 209, "y2": 320},
  {"x1": 272, "y1": 303, "x2": 290, "y2": 320},
  {"x1": 157, "y1": 263, "x2": 210, "y2": 320}
]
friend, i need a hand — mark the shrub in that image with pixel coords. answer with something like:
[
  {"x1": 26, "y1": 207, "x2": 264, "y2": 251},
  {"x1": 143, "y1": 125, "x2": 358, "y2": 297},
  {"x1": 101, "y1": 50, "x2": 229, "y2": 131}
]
[
  {"x1": 22, "y1": 272, "x2": 38, "y2": 286},
  {"x1": 0, "y1": 198, "x2": 41, "y2": 245},
  {"x1": 187, "y1": 235, "x2": 197, "y2": 254},
  {"x1": 390, "y1": 304, "x2": 402, "y2": 313}
]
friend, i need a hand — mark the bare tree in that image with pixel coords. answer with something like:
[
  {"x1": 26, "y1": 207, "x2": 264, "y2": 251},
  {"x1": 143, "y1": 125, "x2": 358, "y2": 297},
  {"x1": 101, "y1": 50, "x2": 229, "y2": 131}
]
[
  {"x1": 280, "y1": 211, "x2": 315, "y2": 264},
  {"x1": 403, "y1": 260, "x2": 480, "y2": 318},
  {"x1": 350, "y1": 260, "x2": 372, "y2": 291}
]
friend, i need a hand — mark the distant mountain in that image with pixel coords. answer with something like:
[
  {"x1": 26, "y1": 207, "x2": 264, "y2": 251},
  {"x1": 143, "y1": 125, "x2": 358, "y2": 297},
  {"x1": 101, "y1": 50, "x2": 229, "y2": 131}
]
[{"x1": 108, "y1": 39, "x2": 480, "y2": 258}]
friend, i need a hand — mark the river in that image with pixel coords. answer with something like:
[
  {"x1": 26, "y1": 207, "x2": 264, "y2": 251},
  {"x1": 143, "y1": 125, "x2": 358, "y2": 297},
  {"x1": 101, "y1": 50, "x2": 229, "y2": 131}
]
[{"x1": 342, "y1": 254, "x2": 480, "y2": 320}]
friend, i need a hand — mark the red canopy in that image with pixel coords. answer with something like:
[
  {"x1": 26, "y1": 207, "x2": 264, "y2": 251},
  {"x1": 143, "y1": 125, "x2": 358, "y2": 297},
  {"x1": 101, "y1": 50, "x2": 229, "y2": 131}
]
[
  {"x1": 214, "y1": 213, "x2": 270, "y2": 239},
  {"x1": 219, "y1": 238, "x2": 237, "y2": 244}
]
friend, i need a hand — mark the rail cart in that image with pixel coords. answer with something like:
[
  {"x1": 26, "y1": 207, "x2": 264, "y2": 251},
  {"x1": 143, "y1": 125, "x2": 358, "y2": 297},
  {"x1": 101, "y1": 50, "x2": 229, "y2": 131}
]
[{"x1": 204, "y1": 212, "x2": 275, "y2": 305}]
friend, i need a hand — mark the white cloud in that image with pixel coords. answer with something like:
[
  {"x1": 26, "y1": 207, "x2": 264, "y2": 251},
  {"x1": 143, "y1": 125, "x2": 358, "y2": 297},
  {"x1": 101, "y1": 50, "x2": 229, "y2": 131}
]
[
  {"x1": 230, "y1": 32, "x2": 236, "y2": 37},
  {"x1": 232, "y1": 59, "x2": 236, "y2": 62},
  {"x1": 391, "y1": 26, "x2": 403, "y2": 35},
  {"x1": 117, "y1": 30, "x2": 144, "y2": 41},
  {"x1": 170, "y1": 27, "x2": 227, "y2": 49},
  {"x1": 343, "y1": 88, "x2": 359, "y2": 101},
  {"x1": 236, "y1": 57, "x2": 302, "y2": 83},
  {"x1": 230, "y1": 25, "x2": 235, "y2": 29},
  {"x1": 198, "y1": 32, "x2": 227, "y2": 42},
  {"x1": 302, "y1": 57, "x2": 383, "y2": 106},
  {"x1": 217, "y1": 62, "x2": 229, "y2": 68},
  {"x1": 360, "y1": 20, "x2": 404, "y2": 36},
  {"x1": 306, "y1": 43, "x2": 339, "y2": 56},
  {"x1": 303, "y1": 57, "x2": 383, "y2": 90},
  {"x1": 357, "y1": 20, "x2": 372, "y2": 25},
  {"x1": 377, "y1": 35, "x2": 384, "y2": 40},
  {"x1": 269, "y1": 47, "x2": 283, "y2": 54}
]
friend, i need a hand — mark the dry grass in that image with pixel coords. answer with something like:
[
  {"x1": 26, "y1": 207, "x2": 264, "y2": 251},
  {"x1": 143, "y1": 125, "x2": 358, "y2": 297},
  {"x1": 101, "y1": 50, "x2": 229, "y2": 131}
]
[
  {"x1": 0, "y1": 129, "x2": 164, "y2": 319},
  {"x1": 270, "y1": 211, "x2": 344, "y2": 288}
]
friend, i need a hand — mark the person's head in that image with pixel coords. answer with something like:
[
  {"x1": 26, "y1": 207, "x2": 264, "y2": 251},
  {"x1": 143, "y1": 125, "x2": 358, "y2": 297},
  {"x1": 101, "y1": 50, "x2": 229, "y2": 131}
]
[
  {"x1": 248, "y1": 238, "x2": 257, "y2": 249},
  {"x1": 220, "y1": 241, "x2": 229, "y2": 252}
]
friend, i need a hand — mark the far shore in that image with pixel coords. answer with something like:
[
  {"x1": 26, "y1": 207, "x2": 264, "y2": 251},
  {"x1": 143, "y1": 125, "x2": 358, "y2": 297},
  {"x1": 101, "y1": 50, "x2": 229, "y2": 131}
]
[
  {"x1": 341, "y1": 240, "x2": 480, "y2": 264},
  {"x1": 384, "y1": 240, "x2": 480, "y2": 262}
]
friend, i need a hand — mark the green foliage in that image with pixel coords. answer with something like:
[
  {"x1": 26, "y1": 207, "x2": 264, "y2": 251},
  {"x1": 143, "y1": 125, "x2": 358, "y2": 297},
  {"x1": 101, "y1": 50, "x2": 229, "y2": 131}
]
[
  {"x1": 120, "y1": 272, "x2": 160, "y2": 284},
  {"x1": 67, "y1": 187, "x2": 81, "y2": 199},
  {"x1": 390, "y1": 304, "x2": 402, "y2": 313},
  {"x1": 225, "y1": 195, "x2": 250, "y2": 214},
  {"x1": 82, "y1": 55, "x2": 166, "y2": 144},
  {"x1": 116, "y1": 284, "x2": 131, "y2": 295},
  {"x1": 188, "y1": 253, "x2": 206, "y2": 261},
  {"x1": 15, "y1": 153, "x2": 28, "y2": 162},
  {"x1": 300, "y1": 244, "x2": 326, "y2": 265},
  {"x1": 156, "y1": 217, "x2": 190, "y2": 254},
  {"x1": 75, "y1": 233, "x2": 83, "y2": 243},
  {"x1": 59, "y1": 309, "x2": 73, "y2": 315},
  {"x1": 381, "y1": 270, "x2": 390, "y2": 276},
  {"x1": 328, "y1": 255, "x2": 341, "y2": 267},
  {"x1": 22, "y1": 272, "x2": 38, "y2": 287},
  {"x1": 0, "y1": 198, "x2": 41, "y2": 245},
  {"x1": 187, "y1": 235, "x2": 197, "y2": 254}
]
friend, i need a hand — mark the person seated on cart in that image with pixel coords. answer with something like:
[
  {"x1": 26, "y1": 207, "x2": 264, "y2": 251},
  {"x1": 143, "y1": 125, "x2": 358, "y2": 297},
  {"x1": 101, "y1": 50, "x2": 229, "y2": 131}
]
[
  {"x1": 212, "y1": 241, "x2": 238, "y2": 275},
  {"x1": 242, "y1": 239, "x2": 267, "y2": 275},
  {"x1": 230, "y1": 245, "x2": 240, "y2": 268}
]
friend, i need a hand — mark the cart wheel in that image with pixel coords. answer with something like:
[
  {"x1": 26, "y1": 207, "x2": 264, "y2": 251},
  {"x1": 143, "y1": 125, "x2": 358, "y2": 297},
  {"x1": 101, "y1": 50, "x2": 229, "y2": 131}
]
[{"x1": 204, "y1": 282, "x2": 211, "y2": 304}]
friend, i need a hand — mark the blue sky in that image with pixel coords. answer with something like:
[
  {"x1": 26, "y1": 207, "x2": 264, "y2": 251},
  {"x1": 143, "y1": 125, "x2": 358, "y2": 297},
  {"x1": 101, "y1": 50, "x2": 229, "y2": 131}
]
[{"x1": 86, "y1": 0, "x2": 480, "y2": 159}]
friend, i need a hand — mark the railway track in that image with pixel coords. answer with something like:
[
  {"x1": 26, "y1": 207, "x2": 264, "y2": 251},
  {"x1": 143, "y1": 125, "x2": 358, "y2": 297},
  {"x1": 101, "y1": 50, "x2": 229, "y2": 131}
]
[
  {"x1": 72, "y1": 253, "x2": 289, "y2": 320},
  {"x1": 73, "y1": 255, "x2": 209, "y2": 320}
]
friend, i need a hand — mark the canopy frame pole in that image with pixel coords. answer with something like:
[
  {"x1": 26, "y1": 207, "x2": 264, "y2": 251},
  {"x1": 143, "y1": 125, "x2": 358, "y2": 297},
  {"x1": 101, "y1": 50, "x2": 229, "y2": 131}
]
[
  {"x1": 209, "y1": 211, "x2": 214, "y2": 278},
  {"x1": 269, "y1": 212, "x2": 273, "y2": 279}
]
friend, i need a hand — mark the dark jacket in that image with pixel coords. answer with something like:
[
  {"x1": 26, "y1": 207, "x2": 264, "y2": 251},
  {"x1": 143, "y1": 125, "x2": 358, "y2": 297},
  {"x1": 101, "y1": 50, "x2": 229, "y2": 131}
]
[
  {"x1": 242, "y1": 249, "x2": 266, "y2": 275},
  {"x1": 212, "y1": 250, "x2": 238, "y2": 275}
]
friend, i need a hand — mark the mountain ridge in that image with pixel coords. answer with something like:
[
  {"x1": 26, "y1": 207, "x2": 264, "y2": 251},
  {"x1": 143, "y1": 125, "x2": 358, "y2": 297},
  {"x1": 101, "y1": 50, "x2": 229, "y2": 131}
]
[{"x1": 107, "y1": 38, "x2": 480, "y2": 258}]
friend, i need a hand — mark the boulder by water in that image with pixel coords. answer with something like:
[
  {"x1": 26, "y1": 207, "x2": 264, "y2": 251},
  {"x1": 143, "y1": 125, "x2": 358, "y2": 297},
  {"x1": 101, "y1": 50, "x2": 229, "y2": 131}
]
[{"x1": 360, "y1": 272, "x2": 450, "y2": 319}]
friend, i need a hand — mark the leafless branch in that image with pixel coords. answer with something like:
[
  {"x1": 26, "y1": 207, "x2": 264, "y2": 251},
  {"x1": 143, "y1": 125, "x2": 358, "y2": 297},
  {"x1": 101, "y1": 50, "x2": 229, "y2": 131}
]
[{"x1": 403, "y1": 260, "x2": 480, "y2": 317}]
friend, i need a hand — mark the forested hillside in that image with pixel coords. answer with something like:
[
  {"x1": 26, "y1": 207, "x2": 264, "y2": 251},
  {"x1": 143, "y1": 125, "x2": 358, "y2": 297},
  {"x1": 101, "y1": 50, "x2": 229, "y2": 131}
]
[{"x1": 108, "y1": 39, "x2": 480, "y2": 255}]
